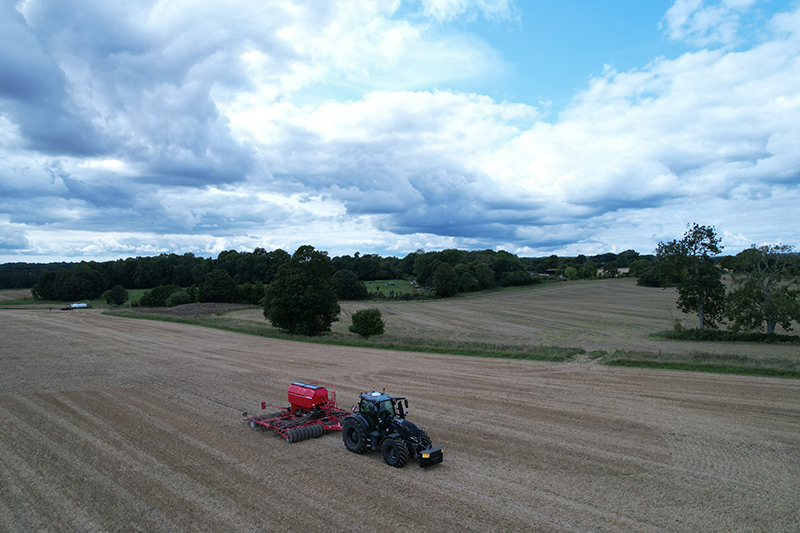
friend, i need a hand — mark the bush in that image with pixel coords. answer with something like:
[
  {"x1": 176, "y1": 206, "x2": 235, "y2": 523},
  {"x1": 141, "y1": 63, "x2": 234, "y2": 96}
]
[
  {"x1": 139, "y1": 284, "x2": 181, "y2": 307},
  {"x1": 103, "y1": 284, "x2": 129, "y2": 305},
  {"x1": 349, "y1": 308, "x2": 385, "y2": 339},
  {"x1": 165, "y1": 290, "x2": 191, "y2": 307}
]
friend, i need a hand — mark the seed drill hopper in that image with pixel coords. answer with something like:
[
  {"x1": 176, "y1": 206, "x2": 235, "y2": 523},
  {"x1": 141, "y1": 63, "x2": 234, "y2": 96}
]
[{"x1": 242, "y1": 382, "x2": 349, "y2": 443}]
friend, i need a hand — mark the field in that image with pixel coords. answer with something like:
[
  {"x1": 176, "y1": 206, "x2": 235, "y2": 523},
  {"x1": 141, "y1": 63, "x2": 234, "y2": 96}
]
[
  {"x1": 0, "y1": 289, "x2": 33, "y2": 302},
  {"x1": 365, "y1": 278, "x2": 417, "y2": 296},
  {"x1": 225, "y1": 278, "x2": 798, "y2": 365},
  {"x1": 2, "y1": 279, "x2": 800, "y2": 532}
]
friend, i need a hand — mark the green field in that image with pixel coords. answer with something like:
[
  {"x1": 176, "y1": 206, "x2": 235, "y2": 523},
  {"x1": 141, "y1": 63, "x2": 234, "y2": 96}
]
[{"x1": 364, "y1": 279, "x2": 417, "y2": 296}]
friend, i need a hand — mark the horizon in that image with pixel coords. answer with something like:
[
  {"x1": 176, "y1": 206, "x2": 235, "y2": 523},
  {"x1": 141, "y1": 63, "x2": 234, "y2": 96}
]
[{"x1": 2, "y1": 0, "x2": 799, "y2": 263}]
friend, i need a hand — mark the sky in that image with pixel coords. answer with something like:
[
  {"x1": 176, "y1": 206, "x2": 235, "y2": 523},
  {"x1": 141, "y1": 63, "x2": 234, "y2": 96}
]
[{"x1": 1, "y1": 0, "x2": 799, "y2": 263}]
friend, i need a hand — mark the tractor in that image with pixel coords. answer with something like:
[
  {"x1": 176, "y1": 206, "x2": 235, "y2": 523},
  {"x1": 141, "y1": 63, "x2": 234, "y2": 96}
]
[{"x1": 341, "y1": 390, "x2": 443, "y2": 468}]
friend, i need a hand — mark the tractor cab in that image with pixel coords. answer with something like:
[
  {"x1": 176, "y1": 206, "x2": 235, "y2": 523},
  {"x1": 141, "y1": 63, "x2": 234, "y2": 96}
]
[{"x1": 358, "y1": 391, "x2": 407, "y2": 428}]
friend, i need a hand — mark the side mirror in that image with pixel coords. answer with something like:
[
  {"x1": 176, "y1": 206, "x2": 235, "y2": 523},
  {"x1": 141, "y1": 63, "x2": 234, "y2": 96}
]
[{"x1": 404, "y1": 399, "x2": 408, "y2": 408}]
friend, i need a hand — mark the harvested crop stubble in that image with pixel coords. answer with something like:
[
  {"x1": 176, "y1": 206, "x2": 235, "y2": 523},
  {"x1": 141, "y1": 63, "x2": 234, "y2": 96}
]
[{"x1": 1, "y1": 308, "x2": 799, "y2": 532}]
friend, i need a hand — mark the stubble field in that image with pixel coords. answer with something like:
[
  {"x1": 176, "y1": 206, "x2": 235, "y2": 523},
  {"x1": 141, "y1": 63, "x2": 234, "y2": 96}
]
[{"x1": 1, "y1": 289, "x2": 799, "y2": 532}]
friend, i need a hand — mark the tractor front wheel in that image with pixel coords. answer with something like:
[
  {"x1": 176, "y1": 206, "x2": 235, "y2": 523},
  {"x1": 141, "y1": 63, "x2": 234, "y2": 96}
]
[
  {"x1": 342, "y1": 417, "x2": 367, "y2": 454},
  {"x1": 419, "y1": 429, "x2": 432, "y2": 449},
  {"x1": 381, "y1": 437, "x2": 409, "y2": 468}
]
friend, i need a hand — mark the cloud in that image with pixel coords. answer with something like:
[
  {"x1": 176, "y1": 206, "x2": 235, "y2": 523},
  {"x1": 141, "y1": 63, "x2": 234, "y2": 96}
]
[
  {"x1": 0, "y1": 221, "x2": 30, "y2": 251},
  {"x1": 0, "y1": 1, "x2": 799, "y2": 262},
  {"x1": 661, "y1": 0, "x2": 760, "y2": 46},
  {"x1": 229, "y1": 9, "x2": 799, "y2": 250},
  {"x1": 12, "y1": 0, "x2": 262, "y2": 185},
  {"x1": 0, "y1": 2, "x2": 104, "y2": 155},
  {"x1": 421, "y1": 0, "x2": 518, "y2": 23}
]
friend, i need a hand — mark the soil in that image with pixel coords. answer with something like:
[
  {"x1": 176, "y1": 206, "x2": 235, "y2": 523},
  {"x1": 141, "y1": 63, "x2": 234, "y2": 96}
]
[{"x1": 1, "y1": 308, "x2": 799, "y2": 532}]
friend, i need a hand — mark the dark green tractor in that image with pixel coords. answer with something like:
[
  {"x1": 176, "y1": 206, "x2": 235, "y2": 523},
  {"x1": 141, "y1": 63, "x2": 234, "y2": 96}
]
[{"x1": 342, "y1": 391, "x2": 443, "y2": 468}]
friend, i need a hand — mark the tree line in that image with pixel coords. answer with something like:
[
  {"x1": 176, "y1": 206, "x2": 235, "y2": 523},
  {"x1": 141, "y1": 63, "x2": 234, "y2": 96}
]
[
  {"x1": 2, "y1": 246, "x2": 649, "y2": 294},
  {"x1": 7, "y1": 229, "x2": 796, "y2": 336},
  {"x1": 10, "y1": 245, "x2": 644, "y2": 311}
]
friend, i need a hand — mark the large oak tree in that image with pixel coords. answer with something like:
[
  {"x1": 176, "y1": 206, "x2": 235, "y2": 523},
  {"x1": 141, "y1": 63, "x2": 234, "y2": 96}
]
[{"x1": 263, "y1": 245, "x2": 340, "y2": 336}]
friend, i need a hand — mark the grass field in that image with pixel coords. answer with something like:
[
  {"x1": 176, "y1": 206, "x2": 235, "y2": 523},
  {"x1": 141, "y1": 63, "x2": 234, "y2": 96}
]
[{"x1": 365, "y1": 278, "x2": 417, "y2": 296}]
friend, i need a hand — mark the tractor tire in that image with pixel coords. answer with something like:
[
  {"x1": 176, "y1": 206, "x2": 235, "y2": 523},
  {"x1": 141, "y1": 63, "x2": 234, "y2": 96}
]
[
  {"x1": 381, "y1": 437, "x2": 409, "y2": 468},
  {"x1": 419, "y1": 429, "x2": 432, "y2": 449},
  {"x1": 342, "y1": 417, "x2": 367, "y2": 454}
]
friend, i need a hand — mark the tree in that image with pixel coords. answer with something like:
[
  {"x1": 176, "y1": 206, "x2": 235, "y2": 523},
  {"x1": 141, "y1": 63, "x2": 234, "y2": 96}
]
[
  {"x1": 454, "y1": 264, "x2": 479, "y2": 292},
  {"x1": 470, "y1": 261, "x2": 495, "y2": 289},
  {"x1": 656, "y1": 223, "x2": 725, "y2": 329},
  {"x1": 238, "y1": 282, "x2": 266, "y2": 305},
  {"x1": 564, "y1": 266, "x2": 578, "y2": 280},
  {"x1": 432, "y1": 263, "x2": 460, "y2": 297},
  {"x1": 349, "y1": 308, "x2": 385, "y2": 338},
  {"x1": 104, "y1": 284, "x2": 129, "y2": 305},
  {"x1": 602, "y1": 260, "x2": 619, "y2": 278},
  {"x1": 726, "y1": 244, "x2": 800, "y2": 334},
  {"x1": 263, "y1": 245, "x2": 340, "y2": 335},
  {"x1": 629, "y1": 258, "x2": 654, "y2": 278},
  {"x1": 200, "y1": 269, "x2": 237, "y2": 302},
  {"x1": 138, "y1": 284, "x2": 181, "y2": 307},
  {"x1": 57, "y1": 275, "x2": 95, "y2": 301},
  {"x1": 616, "y1": 250, "x2": 639, "y2": 268},
  {"x1": 32, "y1": 270, "x2": 58, "y2": 300},
  {"x1": 333, "y1": 269, "x2": 369, "y2": 300},
  {"x1": 580, "y1": 260, "x2": 597, "y2": 279}
]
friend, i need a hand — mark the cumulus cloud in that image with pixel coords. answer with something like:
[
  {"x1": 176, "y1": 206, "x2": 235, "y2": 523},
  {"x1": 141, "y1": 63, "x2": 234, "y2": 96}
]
[
  {"x1": 421, "y1": 0, "x2": 518, "y2": 23},
  {"x1": 229, "y1": 9, "x2": 800, "y2": 249},
  {"x1": 0, "y1": 0, "x2": 798, "y2": 261},
  {"x1": 661, "y1": 0, "x2": 760, "y2": 46}
]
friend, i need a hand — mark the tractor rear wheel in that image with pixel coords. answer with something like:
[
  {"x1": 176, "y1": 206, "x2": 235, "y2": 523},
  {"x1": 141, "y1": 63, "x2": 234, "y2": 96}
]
[
  {"x1": 381, "y1": 437, "x2": 409, "y2": 468},
  {"x1": 342, "y1": 417, "x2": 367, "y2": 454}
]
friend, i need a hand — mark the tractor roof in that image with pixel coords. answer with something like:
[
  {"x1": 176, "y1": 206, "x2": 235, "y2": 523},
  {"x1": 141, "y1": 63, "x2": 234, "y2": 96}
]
[{"x1": 360, "y1": 391, "x2": 394, "y2": 403}]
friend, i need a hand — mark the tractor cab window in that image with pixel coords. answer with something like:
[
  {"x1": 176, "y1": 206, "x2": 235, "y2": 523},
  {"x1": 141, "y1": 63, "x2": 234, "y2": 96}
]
[
  {"x1": 359, "y1": 400, "x2": 374, "y2": 416},
  {"x1": 378, "y1": 400, "x2": 395, "y2": 417}
]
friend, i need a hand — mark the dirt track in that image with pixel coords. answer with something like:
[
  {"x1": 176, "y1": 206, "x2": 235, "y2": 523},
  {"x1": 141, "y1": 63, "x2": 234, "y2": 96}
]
[{"x1": 1, "y1": 309, "x2": 799, "y2": 532}]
